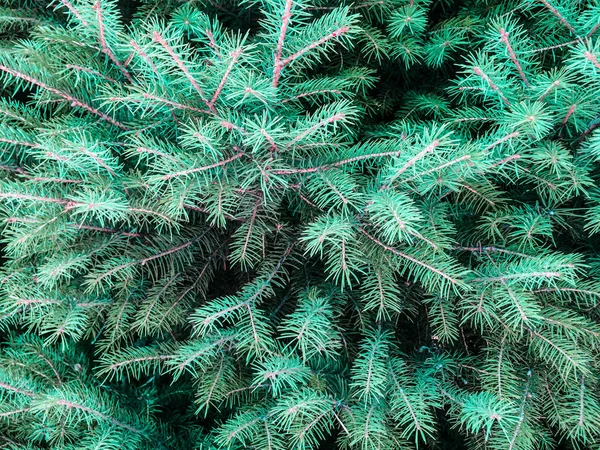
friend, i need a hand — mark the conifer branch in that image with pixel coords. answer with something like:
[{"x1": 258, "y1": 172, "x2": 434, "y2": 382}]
[
  {"x1": 402, "y1": 154, "x2": 472, "y2": 182},
  {"x1": 359, "y1": 228, "x2": 462, "y2": 286},
  {"x1": 0, "y1": 381, "x2": 35, "y2": 397},
  {"x1": 457, "y1": 183, "x2": 496, "y2": 206},
  {"x1": 387, "y1": 139, "x2": 441, "y2": 184},
  {"x1": 280, "y1": 27, "x2": 351, "y2": 67},
  {"x1": 92, "y1": 2, "x2": 132, "y2": 83},
  {"x1": 130, "y1": 39, "x2": 158, "y2": 75},
  {"x1": 210, "y1": 48, "x2": 242, "y2": 106},
  {"x1": 138, "y1": 93, "x2": 212, "y2": 115},
  {"x1": 0, "y1": 2, "x2": 599, "y2": 448},
  {"x1": 139, "y1": 233, "x2": 207, "y2": 266},
  {"x1": 52, "y1": 399, "x2": 145, "y2": 435},
  {"x1": 0, "y1": 65, "x2": 127, "y2": 129},
  {"x1": 289, "y1": 113, "x2": 347, "y2": 145},
  {"x1": 499, "y1": 29, "x2": 530, "y2": 87},
  {"x1": 0, "y1": 408, "x2": 32, "y2": 418},
  {"x1": 66, "y1": 64, "x2": 117, "y2": 83},
  {"x1": 272, "y1": 0, "x2": 294, "y2": 87},
  {"x1": 472, "y1": 66, "x2": 511, "y2": 106},
  {"x1": 583, "y1": 50, "x2": 600, "y2": 70},
  {"x1": 152, "y1": 31, "x2": 214, "y2": 112},
  {"x1": 272, "y1": 149, "x2": 406, "y2": 175},
  {"x1": 488, "y1": 153, "x2": 521, "y2": 168},
  {"x1": 473, "y1": 271, "x2": 562, "y2": 283},
  {"x1": 57, "y1": 0, "x2": 89, "y2": 27},
  {"x1": 161, "y1": 150, "x2": 244, "y2": 180},
  {"x1": 537, "y1": 0, "x2": 577, "y2": 34},
  {"x1": 0, "y1": 137, "x2": 39, "y2": 148},
  {"x1": 281, "y1": 89, "x2": 343, "y2": 103}
]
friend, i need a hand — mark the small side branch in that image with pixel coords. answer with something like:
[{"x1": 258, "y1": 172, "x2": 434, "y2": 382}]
[
  {"x1": 93, "y1": 2, "x2": 132, "y2": 82},
  {"x1": 537, "y1": 0, "x2": 577, "y2": 34},
  {"x1": 583, "y1": 50, "x2": 600, "y2": 70},
  {"x1": 360, "y1": 228, "x2": 461, "y2": 286},
  {"x1": 473, "y1": 66, "x2": 511, "y2": 106},
  {"x1": 152, "y1": 31, "x2": 214, "y2": 112},
  {"x1": 499, "y1": 29, "x2": 530, "y2": 87},
  {"x1": 130, "y1": 39, "x2": 159, "y2": 75},
  {"x1": 272, "y1": 149, "x2": 406, "y2": 175},
  {"x1": 210, "y1": 48, "x2": 242, "y2": 106},
  {"x1": 280, "y1": 27, "x2": 350, "y2": 67},
  {"x1": 58, "y1": 0, "x2": 88, "y2": 26},
  {"x1": 162, "y1": 151, "x2": 244, "y2": 180},
  {"x1": 0, "y1": 65, "x2": 127, "y2": 129},
  {"x1": 273, "y1": 0, "x2": 294, "y2": 87}
]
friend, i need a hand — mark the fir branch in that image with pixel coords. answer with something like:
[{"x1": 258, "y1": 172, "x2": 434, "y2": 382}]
[
  {"x1": 51, "y1": 398, "x2": 145, "y2": 435},
  {"x1": 210, "y1": 48, "x2": 242, "y2": 106},
  {"x1": 138, "y1": 93, "x2": 212, "y2": 114},
  {"x1": 499, "y1": 28, "x2": 530, "y2": 87},
  {"x1": 130, "y1": 39, "x2": 158, "y2": 75},
  {"x1": 472, "y1": 66, "x2": 511, "y2": 106},
  {"x1": 280, "y1": 26, "x2": 351, "y2": 67},
  {"x1": 161, "y1": 150, "x2": 244, "y2": 180},
  {"x1": 359, "y1": 228, "x2": 463, "y2": 287},
  {"x1": 92, "y1": 2, "x2": 132, "y2": 83},
  {"x1": 57, "y1": 0, "x2": 89, "y2": 27},
  {"x1": 66, "y1": 64, "x2": 117, "y2": 83},
  {"x1": 152, "y1": 31, "x2": 214, "y2": 112},
  {"x1": 272, "y1": 148, "x2": 405, "y2": 175},
  {"x1": 272, "y1": 0, "x2": 294, "y2": 87},
  {"x1": 537, "y1": 0, "x2": 577, "y2": 34},
  {"x1": 0, "y1": 65, "x2": 127, "y2": 129}
]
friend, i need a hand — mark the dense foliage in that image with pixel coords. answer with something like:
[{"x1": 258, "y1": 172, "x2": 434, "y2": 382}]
[{"x1": 1, "y1": 0, "x2": 600, "y2": 448}]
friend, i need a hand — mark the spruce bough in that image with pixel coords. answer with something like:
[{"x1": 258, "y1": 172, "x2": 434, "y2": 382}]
[{"x1": 1, "y1": 0, "x2": 600, "y2": 448}]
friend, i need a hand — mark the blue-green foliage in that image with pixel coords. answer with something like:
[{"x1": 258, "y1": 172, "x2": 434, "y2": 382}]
[{"x1": 0, "y1": 0, "x2": 600, "y2": 449}]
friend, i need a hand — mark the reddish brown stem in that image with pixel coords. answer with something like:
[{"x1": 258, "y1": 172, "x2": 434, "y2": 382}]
[
  {"x1": 210, "y1": 48, "x2": 242, "y2": 106},
  {"x1": 473, "y1": 66, "x2": 511, "y2": 106},
  {"x1": 282, "y1": 89, "x2": 343, "y2": 103},
  {"x1": 0, "y1": 192, "x2": 70, "y2": 205},
  {"x1": 584, "y1": 50, "x2": 600, "y2": 70},
  {"x1": 0, "y1": 138, "x2": 40, "y2": 148},
  {"x1": 387, "y1": 139, "x2": 441, "y2": 184},
  {"x1": 130, "y1": 39, "x2": 159, "y2": 75},
  {"x1": 205, "y1": 30, "x2": 220, "y2": 56},
  {"x1": 93, "y1": 2, "x2": 132, "y2": 82},
  {"x1": 219, "y1": 120, "x2": 245, "y2": 133},
  {"x1": 280, "y1": 27, "x2": 350, "y2": 67},
  {"x1": 54, "y1": 399, "x2": 143, "y2": 435},
  {"x1": 499, "y1": 29, "x2": 530, "y2": 87},
  {"x1": 273, "y1": 149, "x2": 406, "y2": 175},
  {"x1": 0, "y1": 65, "x2": 127, "y2": 129},
  {"x1": 71, "y1": 223, "x2": 142, "y2": 237},
  {"x1": 152, "y1": 31, "x2": 214, "y2": 112},
  {"x1": 562, "y1": 104, "x2": 576, "y2": 125},
  {"x1": 484, "y1": 132, "x2": 520, "y2": 151},
  {"x1": 139, "y1": 93, "x2": 211, "y2": 115},
  {"x1": 66, "y1": 64, "x2": 117, "y2": 83},
  {"x1": 58, "y1": 0, "x2": 88, "y2": 26},
  {"x1": 30, "y1": 177, "x2": 83, "y2": 184},
  {"x1": 488, "y1": 154, "x2": 521, "y2": 168},
  {"x1": 162, "y1": 151, "x2": 244, "y2": 180},
  {"x1": 260, "y1": 129, "x2": 279, "y2": 156},
  {"x1": 289, "y1": 113, "x2": 346, "y2": 145},
  {"x1": 273, "y1": 0, "x2": 294, "y2": 87},
  {"x1": 459, "y1": 183, "x2": 496, "y2": 206},
  {"x1": 360, "y1": 228, "x2": 461, "y2": 285},
  {"x1": 140, "y1": 235, "x2": 204, "y2": 265},
  {"x1": 538, "y1": 0, "x2": 577, "y2": 34}
]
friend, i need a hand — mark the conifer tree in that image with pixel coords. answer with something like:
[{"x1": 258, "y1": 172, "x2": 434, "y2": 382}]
[{"x1": 1, "y1": 0, "x2": 600, "y2": 449}]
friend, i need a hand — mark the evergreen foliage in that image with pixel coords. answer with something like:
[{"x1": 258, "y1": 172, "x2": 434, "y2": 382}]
[{"x1": 1, "y1": 0, "x2": 600, "y2": 448}]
